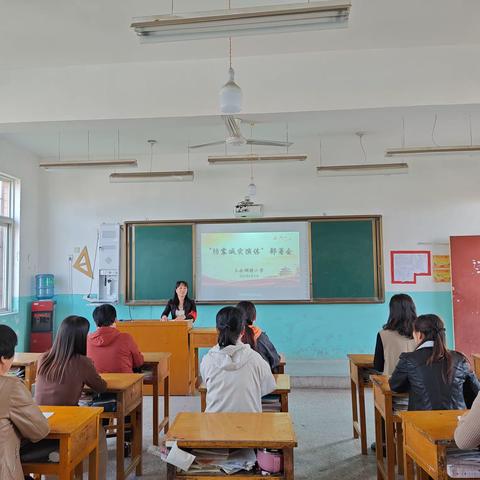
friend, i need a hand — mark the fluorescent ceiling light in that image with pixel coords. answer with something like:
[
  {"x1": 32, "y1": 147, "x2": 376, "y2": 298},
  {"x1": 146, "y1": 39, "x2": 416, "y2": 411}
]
[
  {"x1": 131, "y1": 1, "x2": 351, "y2": 43},
  {"x1": 316, "y1": 162, "x2": 408, "y2": 177},
  {"x1": 385, "y1": 145, "x2": 480, "y2": 157},
  {"x1": 40, "y1": 159, "x2": 138, "y2": 170},
  {"x1": 208, "y1": 154, "x2": 307, "y2": 165},
  {"x1": 109, "y1": 171, "x2": 194, "y2": 183}
]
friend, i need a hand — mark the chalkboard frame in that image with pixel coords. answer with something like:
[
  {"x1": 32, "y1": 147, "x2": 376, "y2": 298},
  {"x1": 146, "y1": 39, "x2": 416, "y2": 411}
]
[{"x1": 124, "y1": 215, "x2": 384, "y2": 305}]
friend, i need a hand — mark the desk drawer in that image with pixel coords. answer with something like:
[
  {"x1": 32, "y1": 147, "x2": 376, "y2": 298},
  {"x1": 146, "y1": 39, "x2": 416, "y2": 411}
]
[
  {"x1": 125, "y1": 380, "x2": 143, "y2": 413},
  {"x1": 71, "y1": 419, "x2": 97, "y2": 461}
]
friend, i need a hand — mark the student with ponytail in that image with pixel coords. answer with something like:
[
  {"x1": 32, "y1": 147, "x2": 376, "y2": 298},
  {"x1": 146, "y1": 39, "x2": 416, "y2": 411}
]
[
  {"x1": 200, "y1": 306, "x2": 276, "y2": 413},
  {"x1": 236, "y1": 301, "x2": 280, "y2": 372},
  {"x1": 389, "y1": 314, "x2": 479, "y2": 410}
]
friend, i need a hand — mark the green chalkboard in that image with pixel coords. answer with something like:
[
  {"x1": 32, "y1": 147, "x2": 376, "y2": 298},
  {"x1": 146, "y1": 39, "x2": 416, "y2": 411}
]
[
  {"x1": 311, "y1": 219, "x2": 380, "y2": 300},
  {"x1": 128, "y1": 224, "x2": 193, "y2": 302}
]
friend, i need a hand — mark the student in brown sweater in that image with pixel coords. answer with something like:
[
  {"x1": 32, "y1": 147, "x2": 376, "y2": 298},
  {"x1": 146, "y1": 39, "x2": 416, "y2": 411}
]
[
  {"x1": 0, "y1": 324, "x2": 49, "y2": 480},
  {"x1": 35, "y1": 315, "x2": 108, "y2": 479}
]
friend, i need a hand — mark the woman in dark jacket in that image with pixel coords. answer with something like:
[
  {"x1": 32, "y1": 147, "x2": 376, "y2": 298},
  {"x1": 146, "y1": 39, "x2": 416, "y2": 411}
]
[
  {"x1": 236, "y1": 301, "x2": 281, "y2": 372},
  {"x1": 389, "y1": 314, "x2": 479, "y2": 410},
  {"x1": 161, "y1": 280, "x2": 197, "y2": 322}
]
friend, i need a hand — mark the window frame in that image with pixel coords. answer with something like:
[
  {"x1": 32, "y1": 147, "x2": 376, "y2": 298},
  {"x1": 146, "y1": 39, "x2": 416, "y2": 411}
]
[{"x1": 0, "y1": 174, "x2": 16, "y2": 314}]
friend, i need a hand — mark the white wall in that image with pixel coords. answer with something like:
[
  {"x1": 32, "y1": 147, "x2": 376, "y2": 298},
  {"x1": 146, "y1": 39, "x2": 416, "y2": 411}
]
[
  {"x1": 37, "y1": 131, "x2": 480, "y2": 296},
  {"x1": 0, "y1": 139, "x2": 40, "y2": 299}
]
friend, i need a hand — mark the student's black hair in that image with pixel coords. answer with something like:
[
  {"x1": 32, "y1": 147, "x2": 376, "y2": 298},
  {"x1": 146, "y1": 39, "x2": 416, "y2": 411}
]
[
  {"x1": 236, "y1": 301, "x2": 257, "y2": 349},
  {"x1": 38, "y1": 316, "x2": 90, "y2": 382},
  {"x1": 93, "y1": 304, "x2": 117, "y2": 327},
  {"x1": 172, "y1": 280, "x2": 191, "y2": 307},
  {"x1": 0, "y1": 324, "x2": 17, "y2": 359},
  {"x1": 414, "y1": 314, "x2": 453, "y2": 382},
  {"x1": 216, "y1": 306, "x2": 245, "y2": 349},
  {"x1": 383, "y1": 293, "x2": 417, "y2": 338}
]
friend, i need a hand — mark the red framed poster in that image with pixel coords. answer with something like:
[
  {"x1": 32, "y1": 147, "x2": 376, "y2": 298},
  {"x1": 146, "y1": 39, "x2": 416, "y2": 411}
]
[{"x1": 390, "y1": 250, "x2": 431, "y2": 284}]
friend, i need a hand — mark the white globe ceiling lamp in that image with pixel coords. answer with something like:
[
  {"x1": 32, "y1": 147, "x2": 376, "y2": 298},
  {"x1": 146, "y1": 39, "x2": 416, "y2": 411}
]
[{"x1": 219, "y1": 38, "x2": 242, "y2": 114}]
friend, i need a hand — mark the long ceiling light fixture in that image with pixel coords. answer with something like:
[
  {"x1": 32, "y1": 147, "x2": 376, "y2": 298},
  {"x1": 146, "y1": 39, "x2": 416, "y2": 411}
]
[
  {"x1": 317, "y1": 162, "x2": 408, "y2": 177},
  {"x1": 40, "y1": 159, "x2": 138, "y2": 170},
  {"x1": 131, "y1": 1, "x2": 351, "y2": 43},
  {"x1": 109, "y1": 171, "x2": 194, "y2": 183},
  {"x1": 385, "y1": 145, "x2": 480, "y2": 157},
  {"x1": 208, "y1": 153, "x2": 307, "y2": 165},
  {"x1": 109, "y1": 140, "x2": 194, "y2": 183}
]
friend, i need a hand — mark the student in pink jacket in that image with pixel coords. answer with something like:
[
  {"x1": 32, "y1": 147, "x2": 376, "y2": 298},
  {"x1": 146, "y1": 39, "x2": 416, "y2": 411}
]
[{"x1": 87, "y1": 304, "x2": 144, "y2": 373}]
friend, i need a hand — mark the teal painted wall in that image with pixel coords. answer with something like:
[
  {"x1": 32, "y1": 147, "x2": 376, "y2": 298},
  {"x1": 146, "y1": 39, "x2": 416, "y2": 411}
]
[
  {"x1": 0, "y1": 296, "x2": 34, "y2": 351},
  {"x1": 2, "y1": 291, "x2": 452, "y2": 358}
]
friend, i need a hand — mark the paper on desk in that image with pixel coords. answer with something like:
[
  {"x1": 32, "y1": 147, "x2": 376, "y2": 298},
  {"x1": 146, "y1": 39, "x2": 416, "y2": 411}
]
[
  {"x1": 165, "y1": 441, "x2": 196, "y2": 471},
  {"x1": 42, "y1": 412, "x2": 54, "y2": 419}
]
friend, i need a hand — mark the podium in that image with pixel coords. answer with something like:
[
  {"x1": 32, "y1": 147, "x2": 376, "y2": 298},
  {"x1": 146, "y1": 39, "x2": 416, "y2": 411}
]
[{"x1": 116, "y1": 320, "x2": 191, "y2": 395}]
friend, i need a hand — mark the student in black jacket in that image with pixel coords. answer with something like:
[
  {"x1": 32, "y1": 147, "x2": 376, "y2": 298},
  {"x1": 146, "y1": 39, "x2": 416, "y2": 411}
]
[
  {"x1": 161, "y1": 280, "x2": 197, "y2": 322},
  {"x1": 389, "y1": 314, "x2": 479, "y2": 410},
  {"x1": 236, "y1": 301, "x2": 281, "y2": 372}
]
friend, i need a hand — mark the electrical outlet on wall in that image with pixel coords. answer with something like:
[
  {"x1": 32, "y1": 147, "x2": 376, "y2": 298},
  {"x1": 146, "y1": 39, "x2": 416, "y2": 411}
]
[{"x1": 74, "y1": 247, "x2": 81, "y2": 254}]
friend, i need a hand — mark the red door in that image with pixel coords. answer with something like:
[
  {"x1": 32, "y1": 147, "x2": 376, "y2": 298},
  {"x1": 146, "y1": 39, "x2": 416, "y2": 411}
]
[{"x1": 450, "y1": 235, "x2": 480, "y2": 358}]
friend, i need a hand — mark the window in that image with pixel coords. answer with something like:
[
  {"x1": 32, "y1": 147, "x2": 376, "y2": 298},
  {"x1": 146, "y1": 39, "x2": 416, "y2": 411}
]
[{"x1": 0, "y1": 176, "x2": 15, "y2": 312}]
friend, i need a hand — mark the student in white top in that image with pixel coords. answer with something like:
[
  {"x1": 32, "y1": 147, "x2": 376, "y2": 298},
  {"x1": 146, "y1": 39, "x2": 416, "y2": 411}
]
[{"x1": 200, "y1": 306, "x2": 276, "y2": 413}]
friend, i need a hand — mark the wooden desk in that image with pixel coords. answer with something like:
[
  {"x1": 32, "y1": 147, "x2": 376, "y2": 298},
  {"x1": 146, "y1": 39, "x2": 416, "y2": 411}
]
[
  {"x1": 400, "y1": 410, "x2": 466, "y2": 480},
  {"x1": 348, "y1": 353, "x2": 374, "y2": 455},
  {"x1": 165, "y1": 412, "x2": 297, "y2": 479},
  {"x1": 372, "y1": 374, "x2": 408, "y2": 480},
  {"x1": 199, "y1": 374, "x2": 291, "y2": 413},
  {"x1": 100, "y1": 373, "x2": 144, "y2": 480},
  {"x1": 189, "y1": 327, "x2": 217, "y2": 394},
  {"x1": 116, "y1": 320, "x2": 192, "y2": 395},
  {"x1": 142, "y1": 351, "x2": 171, "y2": 445},
  {"x1": 22, "y1": 406, "x2": 103, "y2": 480},
  {"x1": 12, "y1": 352, "x2": 41, "y2": 392}
]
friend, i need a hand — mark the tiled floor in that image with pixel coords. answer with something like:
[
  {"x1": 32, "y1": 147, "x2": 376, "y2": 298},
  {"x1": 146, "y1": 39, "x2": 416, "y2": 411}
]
[{"x1": 105, "y1": 388, "x2": 377, "y2": 479}]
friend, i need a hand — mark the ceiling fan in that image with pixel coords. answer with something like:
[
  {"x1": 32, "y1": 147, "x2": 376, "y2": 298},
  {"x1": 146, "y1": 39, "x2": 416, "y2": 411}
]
[{"x1": 189, "y1": 115, "x2": 293, "y2": 150}]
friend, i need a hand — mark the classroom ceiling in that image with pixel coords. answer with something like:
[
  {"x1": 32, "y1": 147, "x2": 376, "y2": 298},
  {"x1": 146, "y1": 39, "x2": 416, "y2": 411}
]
[
  {"x1": 1, "y1": 0, "x2": 480, "y2": 69},
  {"x1": 3, "y1": 105, "x2": 480, "y2": 159}
]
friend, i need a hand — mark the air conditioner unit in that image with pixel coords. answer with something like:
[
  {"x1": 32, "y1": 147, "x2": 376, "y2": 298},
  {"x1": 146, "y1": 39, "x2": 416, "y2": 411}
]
[{"x1": 234, "y1": 197, "x2": 264, "y2": 218}]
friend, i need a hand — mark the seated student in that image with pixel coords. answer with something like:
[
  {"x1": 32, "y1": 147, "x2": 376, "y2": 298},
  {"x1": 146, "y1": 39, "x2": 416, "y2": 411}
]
[
  {"x1": 454, "y1": 394, "x2": 480, "y2": 449},
  {"x1": 200, "y1": 306, "x2": 276, "y2": 413},
  {"x1": 87, "y1": 304, "x2": 144, "y2": 373},
  {"x1": 35, "y1": 316, "x2": 108, "y2": 480},
  {"x1": 236, "y1": 301, "x2": 281, "y2": 372},
  {"x1": 374, "y1": 294, "x2": 417, "y2": 375},
  {"x1": 389, "y1": 314, "x2": 480, "y2": 410},
  {"x1": 0, "y1": 324, "x2": 50, "y2": 480}
]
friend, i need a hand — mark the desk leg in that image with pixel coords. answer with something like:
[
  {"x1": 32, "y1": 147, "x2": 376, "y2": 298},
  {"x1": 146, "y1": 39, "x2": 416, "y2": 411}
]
[
  {"x1": 134, "y1": 404, "x2": 143, "y2": 476},
  {"x1": 163, "y1": 375, "x2": 170, "y2": 434},
  {"x1": 350, "y1": 378, "x2": 359, "y2": 439},
  {"x1": 89, "y1": 446, "x2": 98, "y2": 480},
  {"x1": 374, "y1": 406, "x2": 383, "y2": 479},
  {"x1": 358, "y1": 382, "x2": 368, "y2": 455},
  {"x1": 280, "y1": 392, "x2": 289, "y2": 413},
  {"x1": 153, "y1": 368, "x2": 159, "y2": 446},
  {"x1": 395, "y1": 422, "x2": 404, "y2": 476},
  {"x1": 116, "y1": 395, "x2": 125, "y2": 480},
  {"x1": 200, "y1": 391, "x2": 206, "y2": 412},
  {"x1": 385, "y1": 412, "x2": 395, "y2": 480},
  {"x1": 404, "y1": 451, "x2": 415, "y2": 480},
  {"x1": 284, "y1": 447, "x2": 294, "y2": 480},
  {"x1": 195, "y1": 347, "x2": 199, "y2": 389}
]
